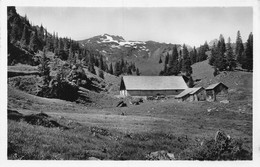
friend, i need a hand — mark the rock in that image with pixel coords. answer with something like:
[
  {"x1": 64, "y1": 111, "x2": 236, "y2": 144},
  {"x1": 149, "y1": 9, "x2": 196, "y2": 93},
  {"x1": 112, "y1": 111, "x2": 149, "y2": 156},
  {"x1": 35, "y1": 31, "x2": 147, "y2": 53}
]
[
  {"x1": 220, "y1": 100, "x2": 229, "y2": 104},
  {"x1": 132, "y1": 101, "x2": 139, "y2": 105},
  {"x1": 207, "y1": 107, "x2": 217, "y2": 112},
  {"x1": 116, "y1": 101, "x2": 127, "y2": 107},
  {"x1": 146, "y1": 150, "x2": 175, "y2": 160},
  {"x1": 214, "y1": 130, "x2": 230, "y2": 143}
]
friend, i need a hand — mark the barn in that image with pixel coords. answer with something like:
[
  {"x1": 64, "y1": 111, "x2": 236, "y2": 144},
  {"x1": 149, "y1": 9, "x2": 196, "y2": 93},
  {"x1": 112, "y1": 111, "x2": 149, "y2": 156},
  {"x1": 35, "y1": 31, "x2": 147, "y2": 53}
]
[
  {"x1": 205, "y1": 82, "x2": 228, "y2": 101},
  {"x1": 119, "y1": 76, "x2": 188, "y2": 97},
  {"x1": 175, "y1": 87, "x2": 206, "y2": 102}
]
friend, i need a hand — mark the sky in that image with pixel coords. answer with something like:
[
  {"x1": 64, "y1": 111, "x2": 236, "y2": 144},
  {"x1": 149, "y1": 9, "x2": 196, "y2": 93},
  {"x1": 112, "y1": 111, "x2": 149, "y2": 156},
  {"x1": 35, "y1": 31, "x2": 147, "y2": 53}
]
[{"x1": 16, "y1": 7, "x2": 252, "y2": 47}]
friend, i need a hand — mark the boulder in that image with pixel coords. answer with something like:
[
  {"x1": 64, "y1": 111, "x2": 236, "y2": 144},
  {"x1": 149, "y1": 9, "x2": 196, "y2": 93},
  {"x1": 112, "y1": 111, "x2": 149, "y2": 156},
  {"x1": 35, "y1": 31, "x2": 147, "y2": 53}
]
[
  {"x1": 116, "y1": 101, "x2": 127, "y2": 107},
  {"x1": 214, "y1": 130, "x2": 230, "y2": 143}
]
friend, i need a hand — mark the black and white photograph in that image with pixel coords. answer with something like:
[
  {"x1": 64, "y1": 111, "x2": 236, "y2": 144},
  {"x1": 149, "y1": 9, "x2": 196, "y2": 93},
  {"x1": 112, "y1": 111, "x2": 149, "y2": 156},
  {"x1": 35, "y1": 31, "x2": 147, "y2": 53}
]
[{"x1": 1, "y1": 0, "x2": 260, "y2": 166}]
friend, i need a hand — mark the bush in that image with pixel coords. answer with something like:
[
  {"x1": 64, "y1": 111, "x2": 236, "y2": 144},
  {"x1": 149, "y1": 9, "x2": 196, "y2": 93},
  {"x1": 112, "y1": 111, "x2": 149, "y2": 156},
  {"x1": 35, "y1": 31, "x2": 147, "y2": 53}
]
[{"x1": 182, "y1": 137, "x2": 252, "y2": 160}]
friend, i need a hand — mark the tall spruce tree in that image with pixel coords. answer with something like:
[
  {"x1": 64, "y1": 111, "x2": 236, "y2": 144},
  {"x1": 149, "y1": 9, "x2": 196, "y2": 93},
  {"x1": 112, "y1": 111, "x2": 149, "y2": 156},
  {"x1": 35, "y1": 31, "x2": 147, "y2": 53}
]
[
  {"x1": 38, "y1": 49, "x2": 50, "y2": 86},
  {"x1": 165, "y1": 53, "x2": 169, "y2": 65},
  {"x1": 226, "y1": 37, "x2": 236, "y2": 71},
  {"x1": 181, "y1": 44, "x2": 192, "y2": 76},
  {"x1": 235, "y1": 30, "x2": 244, "y2": 64},
  {"x1": 109, "y1": 63, "x2": 114, "y2": 75},
  {"x1": 136, "y1": 68, "x2": 140, "y2": 76},
  {"x1": 190, "y1": 46, "x2": 197, "y2": 64},
  {"x1": 127, "y1": 66, "x2": 132, "y2": 75},
  {"x1": 242, "y1": 33, "x2": 253, "y2": 71},
  {"x1": 213, "y1": 34, "x2": 227, "y2": 71},
  {"x1": 10, "y1": 17, "x2": 21, "y2": 43},
  {"x1": 99, "y1": 55, "x2": 104, "y2": 70},
  {"x1": 218, "y1": 34, "x2": 226, "y2": 55},
  {"x1": 209, "y1": 43, "x2": 217, "y2": 66},
  {"x1": 29, "y1": 31, "x2": 38, "y2": 52},
  {"x1": 114, "y1": 61, "x2": 121, "y2": 76},
  {"x1": 20, "y1": 25, "x2": 30, "y2": 48},
  {"x1": 167, "y1": 45, "x2": 179, "y2": 75}
]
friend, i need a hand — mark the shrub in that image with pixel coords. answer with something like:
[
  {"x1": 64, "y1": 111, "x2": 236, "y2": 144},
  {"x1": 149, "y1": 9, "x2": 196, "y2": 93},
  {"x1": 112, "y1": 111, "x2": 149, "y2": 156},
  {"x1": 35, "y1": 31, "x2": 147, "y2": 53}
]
[{"x1": 182, "y1": 138, "x2": 252, "y2": 160}]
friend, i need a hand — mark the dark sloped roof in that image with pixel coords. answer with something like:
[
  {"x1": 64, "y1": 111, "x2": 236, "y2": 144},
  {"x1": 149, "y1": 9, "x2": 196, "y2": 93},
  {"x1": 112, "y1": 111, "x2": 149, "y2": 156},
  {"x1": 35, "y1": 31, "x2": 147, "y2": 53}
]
[
  {"x1": 189, "y1": 87, "x2": 204, "y2": 95},
  {"x1": 122, "y1": 76, "x2": 188, "y2": 90},
  {"x1": 205, "y1": 82, "x2": 228, "y2": 90},
  {"x1": 175, "y1": 87, "x2": 203, "y2": 98}
]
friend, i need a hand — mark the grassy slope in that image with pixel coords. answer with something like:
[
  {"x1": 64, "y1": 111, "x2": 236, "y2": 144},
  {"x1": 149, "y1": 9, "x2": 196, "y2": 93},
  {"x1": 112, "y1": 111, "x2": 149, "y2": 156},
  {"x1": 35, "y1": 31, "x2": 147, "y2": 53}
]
[
  {"x1": 8, "y1": 87, "x2": 252, "y2": 160},
  {"x1": 192, "y1": 60, "x2": 252, "y2": 101},
  {"x1": 7, "y1": 60, "x2": 253, "y2": 160}
]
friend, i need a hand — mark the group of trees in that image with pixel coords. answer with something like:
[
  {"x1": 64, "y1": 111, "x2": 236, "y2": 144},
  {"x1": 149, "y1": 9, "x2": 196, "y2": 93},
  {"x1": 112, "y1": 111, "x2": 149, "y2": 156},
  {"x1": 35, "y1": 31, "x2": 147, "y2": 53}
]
[
  {"x1": 8, "y1": 7, "x2": 80, "y2": 57},
  {"x1": 209, "y1": 31, "x2": 253, "y2": 72},
  {"x1": 113, "y1": 58, "x2": 140, "y2": 76},
  {"x1": 80, "y1": 49, "x2": 139, "y2": 78},
  {"x1": 8, "y1": 7, "x2": 140, "y2": 79},
  {"x1": 159, "y1": 44, "x2": 194, "y2": 77}
]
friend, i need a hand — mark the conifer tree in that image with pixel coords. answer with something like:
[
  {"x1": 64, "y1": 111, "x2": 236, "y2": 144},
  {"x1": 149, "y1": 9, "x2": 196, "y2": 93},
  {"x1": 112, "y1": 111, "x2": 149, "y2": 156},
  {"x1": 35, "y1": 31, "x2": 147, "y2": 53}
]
[
  {"x1": 242, "y1": 33, "x2": 253, "y2": 71},
  {"x1": 165, "y1": 53, "x2": 169, "y2": 65},
  {"x1": 218, "y1": 34, "x2": 226, "y2": 55},
  {"x1": 109, "y1": 63, "x2": 114, "y2": 75},
  {"x1": 88, "y1": 62, "x2": 96, "y2": 75},
  {"x1": 212, "y1": 34, "x2": 227, "y2": 71},
  {"x1": 99, "y1": 55, "x2": 104, "y2": 70},
  {"x1": 98, "y1": 69, "x2": 104, "y2": 79},
  {"x1": 29, "y1": 31, "x2": 38, "y2": 52},
  {"x1": 20, "y1": 25, "x2": 30, "y2": 48},
  {"x1": 181, "y1": 44, "x2": 192, "y2": 76},
  {"x1": 10, "y1": 17, "x2": 21, "y2": 43},
  {"x1": 68, "y1": 45, "x2": 74, "y2": 63},
  {"x1": 38, "y1": 49, "x2": 50, "y2": 86},
  {"x1": 163, "y1": 61, "x2": 167, "y2": 75},
  {"x1": 114, "y1": 61, "x2": 121, "y2": 76},
  {"x1": 120, "y1": 58, "x2": 125, "y2": 72},
  {"x1": 159, "y1": 56, "x2": 162, "y2": 64},
  {"x1": 209, "y1": 43, "x2": 217, "y2": 66},
  {"x1": 167, "y1": 45, "x2": 179, "y2": 75},
  {"x1": 53, "y1": 32, "x2": 58, "y2": 51},
  {"x1": 187, "y1": 76, "x2": 194, "y2": 88},
  {"x1": 190, "y1": 47, "x2": 197, "y2": 64},
  {"x1": 44, "y1": 29, "x2": 48, "y2": 42},
  {"x1": 38, "y1": 24, "x2": 45, "y2": 49},
  {"x1": 127, "y1": 66, "x2": 132, "y2": 75},
  {"x1": 235, "y1": 31, "x2": 244, "y2": 64},
  {"x1": 136, "y1": 68, "x2": 140, "y2": 76},
  {"x1": 204, "y1": 41, "x2": 209, "y2": 51},
  {"x1": 45, "y1": 35, "x2": 53, "y2": 52},
  {"x1": 132, "y1": 63, "x2": 136, "y2": 72},
  {"x1": 226, "y1": 37, "x2": 236, "y2": 71},
  {"x1": 178, "y1": 58, "x2": 183, "y2": 73},
  {"x1": 94, "y1": 56, "x2": 99, "y2": 67},
  {"x1": 104, "y1": 62, "x2": 109, "y2": 73},
  {"x1": 63, "y1": 38, "x2": 69, "y2": 51}
]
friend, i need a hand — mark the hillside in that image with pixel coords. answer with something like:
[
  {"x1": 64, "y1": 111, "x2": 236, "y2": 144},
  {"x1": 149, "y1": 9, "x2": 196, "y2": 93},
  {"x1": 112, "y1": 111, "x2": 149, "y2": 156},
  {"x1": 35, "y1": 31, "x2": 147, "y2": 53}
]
[
  {"x1": 79, "y1": 34, "x2": 194, "y2": 75},
  {"x1": 192, "y1": 60, "x2": 252, "y2": 101}
]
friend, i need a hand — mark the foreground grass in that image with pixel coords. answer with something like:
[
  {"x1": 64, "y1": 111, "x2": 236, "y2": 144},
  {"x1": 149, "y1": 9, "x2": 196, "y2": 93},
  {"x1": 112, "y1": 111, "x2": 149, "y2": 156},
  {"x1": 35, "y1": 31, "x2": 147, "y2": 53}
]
[{"x1": 8, "y1": 118, "x2": 252, "y2": 160}]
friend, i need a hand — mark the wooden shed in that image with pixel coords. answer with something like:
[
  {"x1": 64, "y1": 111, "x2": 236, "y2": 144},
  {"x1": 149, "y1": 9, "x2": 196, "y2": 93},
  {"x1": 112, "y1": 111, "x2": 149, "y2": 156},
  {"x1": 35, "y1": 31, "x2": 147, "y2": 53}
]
[
  {"x1": 205, "y1": 82, "x2": 228, "y2": 101},
  {"x1": 119, "y1": 76, "x2": 188, "y2": 97},
  {"x1": 175, "y1": 87, "x2": 206, "y2": 102}
]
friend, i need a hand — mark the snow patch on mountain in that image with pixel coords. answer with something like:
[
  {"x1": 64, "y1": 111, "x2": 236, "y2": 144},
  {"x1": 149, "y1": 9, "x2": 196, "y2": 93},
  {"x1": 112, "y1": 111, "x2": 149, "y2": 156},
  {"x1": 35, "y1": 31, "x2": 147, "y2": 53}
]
[{"x1": 99, "y1": 34, "x2": 146, "y2": 47}]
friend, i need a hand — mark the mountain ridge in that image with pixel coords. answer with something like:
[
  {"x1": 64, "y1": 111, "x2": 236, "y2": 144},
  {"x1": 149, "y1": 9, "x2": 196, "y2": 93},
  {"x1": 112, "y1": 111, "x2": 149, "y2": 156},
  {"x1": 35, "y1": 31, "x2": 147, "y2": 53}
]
[{"x1": 78, "y1": 34, "x2": 194, "y2": 75}]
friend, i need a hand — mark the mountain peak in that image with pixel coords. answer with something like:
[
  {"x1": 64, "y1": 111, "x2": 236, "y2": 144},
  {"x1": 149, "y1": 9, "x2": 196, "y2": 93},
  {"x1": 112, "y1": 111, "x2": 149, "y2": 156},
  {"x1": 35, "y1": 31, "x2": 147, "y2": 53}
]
[{"x1": 101, "y1": 34, "x2": 125, "y2": 42}]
